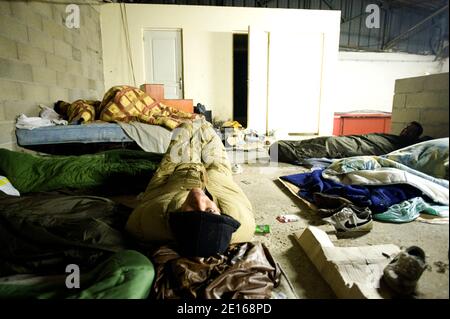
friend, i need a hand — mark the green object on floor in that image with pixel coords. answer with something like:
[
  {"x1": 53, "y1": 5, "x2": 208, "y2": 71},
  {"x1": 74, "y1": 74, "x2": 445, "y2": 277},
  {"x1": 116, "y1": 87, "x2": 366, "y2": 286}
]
[
  {"x1": 373, "y1": 196, "x2": 448, "y2": 223},
  {"x1": 0, "y1": 148, "x2": 162, "y2": 194},
  {"x1": 255, "y1": 224, "x2": 270, "y2": 234},
  {"x1": 0, "y1": 250, "x2": 155, "y2": 299}
]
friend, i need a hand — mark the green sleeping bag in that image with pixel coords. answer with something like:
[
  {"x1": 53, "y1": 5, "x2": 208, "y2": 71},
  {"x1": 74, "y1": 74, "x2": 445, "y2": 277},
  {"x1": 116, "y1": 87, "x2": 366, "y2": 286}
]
[{"x1": 0, "y1": 148, "x2": 162, "y2": 194}]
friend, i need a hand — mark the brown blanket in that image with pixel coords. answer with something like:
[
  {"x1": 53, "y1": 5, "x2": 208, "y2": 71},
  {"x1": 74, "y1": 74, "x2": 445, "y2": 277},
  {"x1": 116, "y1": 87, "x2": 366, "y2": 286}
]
[
  {"x1": 56, "y1": 86, "x2": 199, "y2": 130},
  {"x1": 151, "y1": 242, "x2": 280, "y2": 299}
]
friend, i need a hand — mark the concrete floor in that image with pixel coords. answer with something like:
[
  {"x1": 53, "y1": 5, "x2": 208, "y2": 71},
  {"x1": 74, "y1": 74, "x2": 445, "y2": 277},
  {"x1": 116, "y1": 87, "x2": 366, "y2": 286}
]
[{"x1": 230, "y1": 155, "x2": 449, "y2": 299}]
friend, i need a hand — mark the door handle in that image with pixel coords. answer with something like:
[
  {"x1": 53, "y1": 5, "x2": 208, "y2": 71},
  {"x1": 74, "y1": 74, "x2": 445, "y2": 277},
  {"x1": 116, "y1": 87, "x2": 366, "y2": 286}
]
[{"x1": 179, "y1": 78, "x2": 183, "y2": 90}]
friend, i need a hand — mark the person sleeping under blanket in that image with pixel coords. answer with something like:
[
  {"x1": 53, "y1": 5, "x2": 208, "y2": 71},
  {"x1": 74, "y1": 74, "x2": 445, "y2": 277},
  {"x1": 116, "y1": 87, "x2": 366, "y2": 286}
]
[
  {"x1": 270, "y1": 121, "x2": 432, "y2": 165},
  {"x1": 126, "y1": 118, "x2": 256, "y2": 257},
  {"x1": 54, "y1": 85, "x2": 199, "y2": 130}
]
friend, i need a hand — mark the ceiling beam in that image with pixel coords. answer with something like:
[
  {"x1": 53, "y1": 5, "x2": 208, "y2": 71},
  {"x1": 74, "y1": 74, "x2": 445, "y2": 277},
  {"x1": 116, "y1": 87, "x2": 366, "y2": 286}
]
[{"x1": 383, "y1": 3, "x2": 448, "y2": 50}]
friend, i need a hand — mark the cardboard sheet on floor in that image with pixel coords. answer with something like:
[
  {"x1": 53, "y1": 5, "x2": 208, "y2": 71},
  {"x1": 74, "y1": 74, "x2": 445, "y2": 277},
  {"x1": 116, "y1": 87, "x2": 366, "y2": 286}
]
[
  {"x1": 295, "y1": 226, "x2": 401, "y2": 299},
  {"x1": 278, "y1": 177, "x2": 317, "y2": 210}
]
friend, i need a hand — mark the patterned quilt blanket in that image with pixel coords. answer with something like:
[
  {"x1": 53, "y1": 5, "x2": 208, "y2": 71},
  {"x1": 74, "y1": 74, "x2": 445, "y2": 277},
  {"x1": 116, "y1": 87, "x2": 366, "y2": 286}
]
[
  {"x1": 56, "y1": 86, "x2": 199, "y2": 130},
  {"x1": 322, "y1": 138, "x2": 449, "y2": 206}
]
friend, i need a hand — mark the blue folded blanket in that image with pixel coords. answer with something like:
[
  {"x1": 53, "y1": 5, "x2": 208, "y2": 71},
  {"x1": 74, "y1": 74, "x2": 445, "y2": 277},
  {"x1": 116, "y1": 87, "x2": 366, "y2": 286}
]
[{"x1": 281, "y1": 169, "x2": 423, "y2": 213}]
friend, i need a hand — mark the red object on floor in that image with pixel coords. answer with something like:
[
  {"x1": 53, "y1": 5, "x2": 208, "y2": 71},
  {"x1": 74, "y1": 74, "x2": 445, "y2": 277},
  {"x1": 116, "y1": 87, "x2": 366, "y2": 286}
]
[{"x1": 333, "y1": 112, "x2": 391, "y2": 136}]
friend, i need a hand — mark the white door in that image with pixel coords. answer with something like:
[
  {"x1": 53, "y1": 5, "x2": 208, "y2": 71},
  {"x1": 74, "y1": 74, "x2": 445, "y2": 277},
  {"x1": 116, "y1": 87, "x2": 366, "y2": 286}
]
[
  {"x1": 247, "y1": 27, "x2": 325, "y2": 138},
  {"x1": 143, "y1": 30, "x2": 183, "y2": 99},
  {"x1": 267, "y1": 31, "x2": 324, "y2": 138},
  {"x1": 247, "y1": 26, "x2": 269, "y2": 135}
]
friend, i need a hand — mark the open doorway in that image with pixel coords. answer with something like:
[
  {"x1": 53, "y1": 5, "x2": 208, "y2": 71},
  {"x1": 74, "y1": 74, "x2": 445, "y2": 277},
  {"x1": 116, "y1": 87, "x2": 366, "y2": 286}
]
[{"x1": 233, "y1": 33, "x2": 248, "y2": 127}]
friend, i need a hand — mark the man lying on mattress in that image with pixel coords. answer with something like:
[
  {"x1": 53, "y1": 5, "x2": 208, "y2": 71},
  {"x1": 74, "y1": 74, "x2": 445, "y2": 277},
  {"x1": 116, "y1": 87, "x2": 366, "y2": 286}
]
[
  {"x1": 126, "y1": 118, "x2": 256, "y2": 257},
  {"x1": 54, "y1": 85, "x2": 199, "y2": 130},
  {"x1": 270, "y1": 121, "x2": 431, "y2": 165}
]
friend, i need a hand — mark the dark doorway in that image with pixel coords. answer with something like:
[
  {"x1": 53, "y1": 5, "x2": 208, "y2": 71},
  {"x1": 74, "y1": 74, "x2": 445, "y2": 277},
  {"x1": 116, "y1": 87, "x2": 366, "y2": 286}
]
[{"x1": 233, "y1": 33, "x2": 248, "y2": 127}]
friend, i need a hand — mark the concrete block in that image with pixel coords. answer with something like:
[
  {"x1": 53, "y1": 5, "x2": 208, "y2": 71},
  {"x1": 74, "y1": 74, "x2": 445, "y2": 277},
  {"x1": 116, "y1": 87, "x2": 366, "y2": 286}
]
[
  {"x1": 423, "y1": 124, "x2": 449, "y2": 139},
  {"x1": 49, "y1": 86, "x2": 69, "y2": 103},
  {"x1": 28, "y1": 28, "x2": 54, "y2": 53},
  {"x1": 0, "y1": 36, "x2": 18, "y2": 60},
  {"x1": 28, "y1": 1, "x2": 53, "y2": 18},
  {"x1": 85, "y1": 29, "x2": 100, "y2": 50},
  {"x1": 420, "y1": 110, "x2": 449, "y2": 125},
  {"x1": 78, "y1": 5, "x2": 87, "y2": 25},
  {"x1": 395, "y1": 76, "x2": 424, "y2": 94},
  {"x1": 96, "y1": 80, "x2": 104, "y2": 93},
  {"x1": 90, "y1": 4, "x2": 101, "y2": 15},
  {"x1": 405, "y1": 92, "x2": 442, "y2": 108},
  {"x1": 54, "y1": 40, "x2": 72, "y2": 58},
  {"x1": 81, "y1": 63, "x2": 89, "y2": 78},
  {"x1": 392, "y1": 94, "x2": 406, "y2": 109},
  {"x1": 10, "y1": 1, "x2": 42, "y2": 31},
  {"x1": 88, "y1": 79, "x2": 97, "y2": 90},
  {"x1": 390, "y1": 122, "x2": 407, "y2": 135},
  {"x1": 88, "y1": 66, "x2": 102, "y2": 80},
  {"x1": 87, "y1": 47, "x2": 101, "y2": 62},
  {"x1": 423, "y1": 72, "x2": 449, "y2": 92},
  {"x1": 17, "y1": 43, "x2": 46, "y2": 66},
  {"x1": 32, "y1": 66, "x2": 57, "y2": 85},
  {"x1": 66, "y1": 60, "x2": 83, "y2": 76},
  {"x1": 46, "y1": 53, "x2": 66, "y2": 72},
  {"x1": 74, "y1": 75, "x2": 89, "y2": 90},
  {"x1": 72, "y1": 32, "x2": 82, "y2": 48},
  {"x1": 68, "y1": 88, "x2": 85, "y2": 101},
  {"x1": 88, "y1": 89, "x2": 100, "y2": 100},
  {"x1": 0, "y1": 58, "x2": 33, "y2": 82},
  {"x1": 0, "y1": 80, "x2": 22, "y2": 100},
  {"x1": 97, "y1": 69, "x2": 104, "y2": 81},
  {"x1": 87, "y1": 67, "x2": 95, "y2": 80},
  {"x1": 0, "y1": 121, "x2": 15, "y2": 146},
  {"x1": 0, "y1": 15, "x2": 28, "y2": 43},
  {"x1": 0, "y1": 101, "x2": 5, "y2": 121},
  {"x1": 21, "y1": 83, "x2": 49, "y2": 103},
  {"x1": 439, "y1": 92, "x2": 449, "y2": 108},
  {"x1": 81, "y1": 51, "x2": 92, "y2": 66},
  {"x1": 56, "y1": 71, "x2": 75, "y2": 89},
  {"x1": 72, "y1": 46, "x2": 81, "y2": 61},
  {"x1": 42, "y1": 18, "x2": 64, "y2": 41},
  {"x1": 51, "y1": 4, "x2": 66, "y2": 24},
  {"x1": 63, "y1": 31, "x2": 72, "y2": 45},
  {"x1": 86, "y1": 33, "x2": 101, "y2": 52},
  {"x1": 391, "y1": 108, "x2": 420, "y2": 124},
  {"x1": 3, "y1": 100, "x2": 40, "y2": 119},
  {"x1": 0, "y1": 1, "x2": 11, "y2": 16}
]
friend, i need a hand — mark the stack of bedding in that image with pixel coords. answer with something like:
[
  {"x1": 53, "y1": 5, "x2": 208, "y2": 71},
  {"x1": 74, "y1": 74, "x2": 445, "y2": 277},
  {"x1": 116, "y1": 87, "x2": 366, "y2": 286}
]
[{"x1": 279, "y1": 138, "x2": 449, "y2": 225}]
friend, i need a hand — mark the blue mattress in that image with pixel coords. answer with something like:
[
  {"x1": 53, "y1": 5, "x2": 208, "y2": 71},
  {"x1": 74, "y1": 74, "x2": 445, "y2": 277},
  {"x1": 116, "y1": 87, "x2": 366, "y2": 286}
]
[{"x1": 16, "y1": 123, "x2": 133, "y2": 146}]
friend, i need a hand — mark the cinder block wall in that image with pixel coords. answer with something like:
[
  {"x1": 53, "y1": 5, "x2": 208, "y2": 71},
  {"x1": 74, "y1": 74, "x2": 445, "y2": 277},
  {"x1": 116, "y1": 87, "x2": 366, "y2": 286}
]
[
  {"x1": 391, "y1": 72, "x2": 449, "y2": 138},
  {"x1": 0, "y1": 1, "x2": 104, "y2": 149}
]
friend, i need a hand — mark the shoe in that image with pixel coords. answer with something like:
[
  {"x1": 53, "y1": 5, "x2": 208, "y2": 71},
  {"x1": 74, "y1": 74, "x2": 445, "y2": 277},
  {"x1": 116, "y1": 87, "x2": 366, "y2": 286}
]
[
  {"x1": 323, "y1": 206, "x2": 373, "y2": 232},
  {"x1": 382, "y1": 246, "x2": 427, "y2": 296},
  {"x1": 318, "y1": 203, "x2": 370, "y2": 218}
]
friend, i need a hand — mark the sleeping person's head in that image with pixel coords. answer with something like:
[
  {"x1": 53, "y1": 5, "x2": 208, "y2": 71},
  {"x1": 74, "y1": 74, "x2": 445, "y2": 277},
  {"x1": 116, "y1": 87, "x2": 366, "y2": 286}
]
[
  {"x1": 180, "y1": 188, "x2": 220, "y2": 215},
  {"x1": 168, "y1": 188, "x2": 240, "y2": 257},
  {"x1": 399, "y1": 121, "x2": 423, "y2": 141}
]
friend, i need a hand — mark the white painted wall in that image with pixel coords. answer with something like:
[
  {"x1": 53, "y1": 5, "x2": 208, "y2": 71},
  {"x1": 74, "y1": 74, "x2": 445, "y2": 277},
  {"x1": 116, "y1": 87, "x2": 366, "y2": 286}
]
[
  {"x1": 100, "y1": 4, "x2": 340, "y2": 135},
  {"x1": 333, "y1": 52, "x2": 449, "y2": 113}
]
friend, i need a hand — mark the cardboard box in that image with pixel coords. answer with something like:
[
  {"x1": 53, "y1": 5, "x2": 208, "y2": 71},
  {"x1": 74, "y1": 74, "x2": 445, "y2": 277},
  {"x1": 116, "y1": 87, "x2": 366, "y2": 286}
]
[
  {"x1": 295, "y1": 226, "x2": 401, "y2": 299},
  {"x1": 140, "y1": 84, "x2": 164, "y2": 101}
]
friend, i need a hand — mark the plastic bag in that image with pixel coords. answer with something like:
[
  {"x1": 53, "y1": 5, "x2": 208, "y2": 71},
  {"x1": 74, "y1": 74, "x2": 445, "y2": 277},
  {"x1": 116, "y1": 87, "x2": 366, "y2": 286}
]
[{"x1": 0, "y1": 175, "x2": 20, "y2": 196}]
